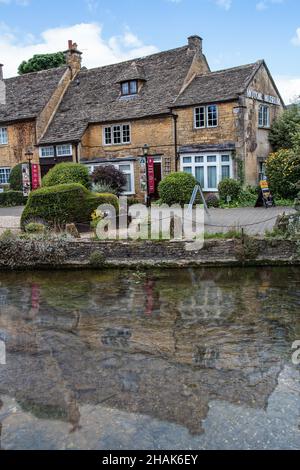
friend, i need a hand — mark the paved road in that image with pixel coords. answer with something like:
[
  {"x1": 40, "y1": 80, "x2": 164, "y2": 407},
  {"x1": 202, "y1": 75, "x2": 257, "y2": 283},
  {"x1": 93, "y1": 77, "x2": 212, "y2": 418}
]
[{"x1": 0, "y1": 205, "x2": 296, "y2": 237}]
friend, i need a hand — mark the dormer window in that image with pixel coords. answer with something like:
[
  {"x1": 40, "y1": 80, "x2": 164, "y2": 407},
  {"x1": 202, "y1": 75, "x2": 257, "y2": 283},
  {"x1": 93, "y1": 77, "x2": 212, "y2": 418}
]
[{"x1": 121, "y1": 80, "x2": 138, "y2": 96}]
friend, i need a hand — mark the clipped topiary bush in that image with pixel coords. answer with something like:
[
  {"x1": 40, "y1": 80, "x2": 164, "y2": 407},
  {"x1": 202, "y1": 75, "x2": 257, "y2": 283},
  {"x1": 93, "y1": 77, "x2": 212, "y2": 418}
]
[
  {"x1": 218, "y1": 178, "x2": 241, "y2": 203},
  {"x1": 265, "y1": 149, "x2": 300, "y2": 199},
  {"x1": 9, "y1": 164, "x2": 23, "y2": 191},
  {"x1": 0, "y1": 190, "x2": 27, "y2": 207},
  {"x1": 21, "y1": 183, "x2": 119, "y2": 228},
  {"x1": 42, "y1": 163, "x2": 90, "y2": 189},
  {"x1": 158, "y1": 172, "x2": 198, "y2": 206}
]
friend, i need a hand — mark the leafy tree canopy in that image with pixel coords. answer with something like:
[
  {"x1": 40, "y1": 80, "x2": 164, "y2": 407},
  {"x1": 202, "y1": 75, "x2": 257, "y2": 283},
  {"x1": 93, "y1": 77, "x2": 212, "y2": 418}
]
[
  {"x1": 18, "y1": 52, "x2": 65, "y2": 75},
  {"x1": 269, "y1": 105, "x2": 300, "y2": 152}
]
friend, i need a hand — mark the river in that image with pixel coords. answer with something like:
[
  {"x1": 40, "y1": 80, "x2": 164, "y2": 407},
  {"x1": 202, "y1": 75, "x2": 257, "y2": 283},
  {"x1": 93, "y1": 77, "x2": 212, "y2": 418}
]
[{"x1": 0, "y1": 267, "x2": 299, "y2": 450}]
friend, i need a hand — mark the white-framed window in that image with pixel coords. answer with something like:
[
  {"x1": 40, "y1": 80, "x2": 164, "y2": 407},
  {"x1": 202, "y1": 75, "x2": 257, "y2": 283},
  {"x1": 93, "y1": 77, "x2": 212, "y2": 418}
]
[
  {"x1": 258, "y1": 105, "x2": 270, "y2": 128},
  {"x1": 181, "y1": 153, "x2": 233, "y2": 192},
  {"x1": 103, "y1": 124, "x2": 131, "y2": 146},
  {"x1": 194, "y1": 105, "x2": 218, "y2": 129},
  {"x1": 0, "y1": 127, "x2": 8, "y2": 145},
  {"x1": 87, "y1": 161, "x2": 135, "y2": 195},
  {"x1": 0, "y1": 167, "x2": 11, "y2": 185},
  {"x1": 56, "y1": 144, "x2": 72, "y2": 157},
  {"x1": 40, "y1": 146, "x2": 55, "y2": 158}
]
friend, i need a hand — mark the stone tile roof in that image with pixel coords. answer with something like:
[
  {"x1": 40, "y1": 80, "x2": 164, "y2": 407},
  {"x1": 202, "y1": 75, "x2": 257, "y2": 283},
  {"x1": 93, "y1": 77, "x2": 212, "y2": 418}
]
[
  {"x1": 173, "y1": 61, "x2": 262, "y2": 107},
  {"x1": 0, "y1": 66, "x2": 68, "y2": 124},
  {"x1": 39, "y1": 46, "x2": 196, "y2": 144}
]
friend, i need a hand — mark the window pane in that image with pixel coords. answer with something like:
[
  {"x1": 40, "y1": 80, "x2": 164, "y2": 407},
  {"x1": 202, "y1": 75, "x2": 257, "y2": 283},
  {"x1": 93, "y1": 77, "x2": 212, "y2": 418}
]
[
  {"x1": 207, "y1": 105, "x2": 218, "y2": 127},
  {"x1": 105, "y1": 127, "x2": 112, "y2": 145},
  {"x1": 221, "y1": 165, "x2": 230, "y2": 180},
  {"x1": 264, "y1": 106, "x2": 270, "y2": 127},
  {"x1": 207, "y1": 166, "x2": 217, "y2": 188},
  {"x1": 195, "y1": 166, "x2": 204, "y2": 188},
  {"x1": 207, "y1": 155, "x2": 217, "y2": 163},
  {"x1": 0, "y1": 128, "x2": 8, "y2": 145},
  {"x1": 119, "y1": 164, "x2": 131, "y2": 172},
  {"x1": 123, "y1": 174, "x2": 132, "y2": 193},
  {"x1": 0, "y1": 168, "x2": 11, "y2": 184},
  {"x1": 258, "y1": 106, "x2": 264, "y2": 127},
  {"x1": 122, "y1": 125, "x2": 130, "y2": 143},
  {"x1": 113, "y1": 126, "x2": 121, "y2": 144},
  {"x1": 41, "y1": 146, "x2": 54, "y2": 157},
  {"x1": 121, "y1": 82, "x2": 129, "y2": 95},
  {"x1": 57, "y1": 145, "x2": 72, "y2": 156},
  {"x1": 183, "y1": 157, "x2": 192, "y2": 164},
  {"x1": 195, "y1": 156, "x2": 204, "y2": 163},
  {"x1": 221, "y1": 155, "x2": 230, "y2": 162},
  {"x1": 130, "y1": 81, "x2": 137, "y2": 94},
  {"x1": 195, "y1": 107, "x2": 205, "y2": 128},
  {"x1": 183, "y1": 167, "x2": 192, "y2": 174}
]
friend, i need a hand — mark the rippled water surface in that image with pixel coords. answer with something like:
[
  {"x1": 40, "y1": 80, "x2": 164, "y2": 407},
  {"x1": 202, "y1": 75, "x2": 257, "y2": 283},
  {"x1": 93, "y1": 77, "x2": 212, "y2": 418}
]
[{"x1": 0, "y1": 267, "x2": 299, "y2": 450}]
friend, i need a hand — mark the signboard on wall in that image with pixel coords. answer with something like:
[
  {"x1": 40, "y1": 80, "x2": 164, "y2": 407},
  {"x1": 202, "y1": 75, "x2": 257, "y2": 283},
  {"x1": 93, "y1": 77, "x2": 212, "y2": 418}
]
[
  {"x1": 31, "y1": 164, "x2": 40, "y2": 190},
  {"x1": 22, "y1": 163, "x2": 31, "y2": 197},
  {"x1": 147, "y1": 157, "x2": 155, "y2": 195},
  {"x1": 246, "y1": 88, "x2": 281, "y2": 106}
]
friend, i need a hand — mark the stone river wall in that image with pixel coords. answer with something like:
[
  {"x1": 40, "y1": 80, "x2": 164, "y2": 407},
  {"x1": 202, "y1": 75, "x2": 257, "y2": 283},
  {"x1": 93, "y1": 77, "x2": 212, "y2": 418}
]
[{"x1": 0, "y1": 237, "x2": 299, "y2": 270}]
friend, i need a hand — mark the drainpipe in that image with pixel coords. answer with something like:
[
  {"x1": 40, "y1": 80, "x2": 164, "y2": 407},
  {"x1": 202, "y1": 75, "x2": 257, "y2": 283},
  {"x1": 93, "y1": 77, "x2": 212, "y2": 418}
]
[
  {"x1": 171, "y1": 112, "x2": 179, "y2": 172},
  {"x1": 75, "y1": 143, "x2": 79, "y2": 163}
]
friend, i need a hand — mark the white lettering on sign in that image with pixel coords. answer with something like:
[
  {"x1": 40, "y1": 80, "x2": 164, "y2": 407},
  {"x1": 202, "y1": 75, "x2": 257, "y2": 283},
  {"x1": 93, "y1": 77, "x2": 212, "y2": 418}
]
[{"x1": 247, "y1": 88, "x2": 281, "y2": 106}]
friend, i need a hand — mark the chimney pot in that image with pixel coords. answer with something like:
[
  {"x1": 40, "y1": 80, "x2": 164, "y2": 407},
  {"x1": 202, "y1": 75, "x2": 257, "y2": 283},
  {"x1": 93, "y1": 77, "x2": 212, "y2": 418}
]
[
  {"x1": 188, "y1": 35, "x2": 203, "y2": 53},
  {"x1": 68, "y1": 40, "x2": 73, "y2": 50},
  {"x1": 0, "y1": 64, "x2": 3, "y2": 81}
]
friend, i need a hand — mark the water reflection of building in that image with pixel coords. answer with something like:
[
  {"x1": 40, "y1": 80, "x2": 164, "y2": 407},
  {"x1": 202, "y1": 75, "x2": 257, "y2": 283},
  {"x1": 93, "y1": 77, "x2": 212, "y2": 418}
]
[{"x1": 0, "y1": 268, "x2": 299, "y2": 436}]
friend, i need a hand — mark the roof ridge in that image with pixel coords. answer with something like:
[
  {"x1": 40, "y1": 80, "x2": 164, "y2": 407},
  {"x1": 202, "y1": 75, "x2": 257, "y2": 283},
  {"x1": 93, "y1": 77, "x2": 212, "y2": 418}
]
[
  {"x1": 4, "y1": 65, "x2": 68, "y2": 81},
  {"x1": 198, "y1": 60, "x2": 262, "y2": 77},
  {"x1": 83, "y1": 45, "x2": 189, "y2": 74}
]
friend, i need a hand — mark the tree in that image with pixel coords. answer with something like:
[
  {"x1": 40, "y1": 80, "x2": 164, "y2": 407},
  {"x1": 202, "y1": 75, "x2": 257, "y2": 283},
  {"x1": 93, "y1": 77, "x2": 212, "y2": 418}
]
[
  {"x1": 269, "y1": 105, "x2": 300, "y2": 152},
  {"x1": 91, "y1": 166, "x2": 127, "y2": 195},
  {"x1": 9, "y1": 164, "x2": 23, "y2": 191},
  {"x1": 265, "y1": 149, "x2": 300, "y2": 199},
  {"x1": 18, "y1": 52, "x2": 65, "y2": 75}
]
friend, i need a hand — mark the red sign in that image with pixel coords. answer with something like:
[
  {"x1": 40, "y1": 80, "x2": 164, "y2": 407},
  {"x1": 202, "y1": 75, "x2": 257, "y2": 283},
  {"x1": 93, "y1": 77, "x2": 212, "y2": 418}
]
[
  {"x1": 147, "y1": 158, "x2": 155, "y2": 195},
  {"x1": 31, "y1": 164, "x2": 40, "y2": 190}
]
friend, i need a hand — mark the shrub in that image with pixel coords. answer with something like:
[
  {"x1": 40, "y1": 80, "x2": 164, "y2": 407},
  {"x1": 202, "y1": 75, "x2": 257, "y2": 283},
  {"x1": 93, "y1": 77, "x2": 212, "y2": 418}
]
[
  {"x1": 91, "y1": 166, "x2": 127, "y2": 195},
  {"x1": 92, "y1": 182, "x2": 118, "y2": 195},
  {"x1": 158, "y1": 172, "x2": 198, "y2": 206},
  {"x1": 265, "y1": 149, "x2": 300, "y2": 199},
  {"x1": 0, "y1": 190, "x2": 27, "y2": 207},
  {"x1": 42, "y1": 163, "x2": 90, "y2": 189},
  {"x1": 21, "y1": 183, "x2": 119, "y2": 228},
  {"x1": 269, "y1": 105, "x2": 300, "y2": 152},
  {"x1": 206, "y1": 194, "x2": 220, "y2": 208},
  {"x1": 25, "y1": 223, "x2": 46, "y2": 234},
  {"x1": 9, "y1": 164, "x2": 23, "y2": 191},
  {"x1": 218, "y1": 178, "x2": 241, "y2": 203},
  {"x1": 89, "y1": 251, "x2": 106, "y2": 267}
]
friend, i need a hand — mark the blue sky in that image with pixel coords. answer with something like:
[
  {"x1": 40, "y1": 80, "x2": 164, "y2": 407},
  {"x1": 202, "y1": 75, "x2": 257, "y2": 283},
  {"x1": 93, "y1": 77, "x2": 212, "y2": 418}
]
[{"x1": 0, "y1": 0, "x2": 299, "y2": 102}]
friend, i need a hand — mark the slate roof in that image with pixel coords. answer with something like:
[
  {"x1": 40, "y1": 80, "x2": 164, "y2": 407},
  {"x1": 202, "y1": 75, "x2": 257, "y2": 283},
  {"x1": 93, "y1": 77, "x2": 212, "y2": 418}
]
[
  {"x1": 0, "y1": 66, "x2": 68, "y2": 124},
  {"x1": 39, "y1": 46, "x2": 197, "y2": 144},
  {"x1": 116, "y1": 61, "x2": 146, "y2": 83},
  {"x1": 173, "y1": 61, "x2": 262, "y2": 107}
]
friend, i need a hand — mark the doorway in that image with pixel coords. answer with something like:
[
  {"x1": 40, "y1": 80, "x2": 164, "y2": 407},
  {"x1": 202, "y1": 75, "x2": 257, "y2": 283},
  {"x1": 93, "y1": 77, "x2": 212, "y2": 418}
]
[{"x1": 153, "y1": 161, "x2": 162, "y2": 199}]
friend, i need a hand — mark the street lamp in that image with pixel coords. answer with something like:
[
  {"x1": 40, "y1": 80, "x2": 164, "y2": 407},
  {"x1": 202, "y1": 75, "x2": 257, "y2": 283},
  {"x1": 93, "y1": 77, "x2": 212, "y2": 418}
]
[
  {"x1": 143, "y1": 144, "x2": 149, "y2": 158},
  {"x1": 25, "y1": 149, "x2": 34, "y2": 191}
]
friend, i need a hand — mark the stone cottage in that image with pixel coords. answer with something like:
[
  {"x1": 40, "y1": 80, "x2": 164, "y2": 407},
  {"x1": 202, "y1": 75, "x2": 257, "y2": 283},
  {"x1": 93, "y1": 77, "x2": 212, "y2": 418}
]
[{"x1": 0, "y1": 36, "x2": 284, "y2": 198}]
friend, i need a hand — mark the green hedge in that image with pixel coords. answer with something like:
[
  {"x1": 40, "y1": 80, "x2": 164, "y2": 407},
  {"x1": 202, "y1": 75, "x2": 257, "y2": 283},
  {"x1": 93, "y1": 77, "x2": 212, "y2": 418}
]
[
  {"x1": 218, "y1": 178, "x2": 241, "y2": 202},
  {"x1": 21, "y1": 183, "x2": 119, "y2": 228},
  {"x1": 42, "y1": 163, "x2": 90, "y2": 188},
  {"x1": 0, "y1": 191, "x2": 27, "y2": 207},
  {"x1": 9, "y1": 164, "x2": 23, "y2": 191}
]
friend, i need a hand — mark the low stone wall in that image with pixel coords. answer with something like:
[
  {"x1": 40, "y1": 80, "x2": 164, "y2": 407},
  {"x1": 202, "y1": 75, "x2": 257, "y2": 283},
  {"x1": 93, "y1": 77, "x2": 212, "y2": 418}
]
[{"x1": 0, "y1": 238, "x2": 299, "y2": 270}]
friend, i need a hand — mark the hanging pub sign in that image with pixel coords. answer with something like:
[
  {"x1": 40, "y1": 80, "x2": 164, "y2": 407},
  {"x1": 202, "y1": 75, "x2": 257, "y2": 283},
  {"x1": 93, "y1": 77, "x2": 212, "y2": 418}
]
[
  {"x1": 255, "y1": 179, "x2": 275, "y2": 208},
  {"x1": 22, "y1": 163, "x2": 31, "y2": 197},
  {"x1": 147, "y1": 157, "x2": 155, "y2": 195},
  {"x1": 31, "y1": 164, "x2": 40, "y2": 190}
]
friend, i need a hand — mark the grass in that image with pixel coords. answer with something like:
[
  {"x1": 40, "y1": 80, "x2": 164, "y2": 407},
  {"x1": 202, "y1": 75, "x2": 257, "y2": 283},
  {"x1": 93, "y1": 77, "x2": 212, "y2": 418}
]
[{"x1": 204, "y1": 230, "x2": 242, "y2": 240}]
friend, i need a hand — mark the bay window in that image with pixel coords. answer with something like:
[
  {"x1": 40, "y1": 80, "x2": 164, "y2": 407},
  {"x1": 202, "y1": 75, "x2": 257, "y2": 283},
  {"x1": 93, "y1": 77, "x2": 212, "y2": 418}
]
[
  {"x1": 181, "y1": 154, "x2": 233, "y2": 191},
  {"x1": 0, "y1": 127, "x2": 8, "y2": 145}
]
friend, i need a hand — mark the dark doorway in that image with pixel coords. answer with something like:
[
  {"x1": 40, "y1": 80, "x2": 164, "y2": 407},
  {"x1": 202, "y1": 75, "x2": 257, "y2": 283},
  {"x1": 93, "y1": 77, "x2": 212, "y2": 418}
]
[
  {"x1": 40, "y1": 164, "x2": 55, "y2": 178},
  {"x1": 153, "y1": 162, "x2": 162, "y2": 199}
]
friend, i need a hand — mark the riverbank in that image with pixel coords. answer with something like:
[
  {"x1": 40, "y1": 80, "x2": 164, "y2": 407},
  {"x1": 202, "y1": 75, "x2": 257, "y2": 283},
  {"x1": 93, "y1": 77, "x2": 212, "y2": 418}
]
[{"x1": 0, "y1": 238, "x2": 299, "y2": 270}]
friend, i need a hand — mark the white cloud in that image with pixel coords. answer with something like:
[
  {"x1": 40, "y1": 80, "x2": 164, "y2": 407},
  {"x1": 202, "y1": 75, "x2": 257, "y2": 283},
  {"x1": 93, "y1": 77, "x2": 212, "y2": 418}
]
[
  {"x1": 214, "y1": 0, "x2": 232, "y2": 10},
  {"x1": 275, "y1": 75, "x2": 300, "y2": 104},
  {"x1": 291, "y1": 27, "x2": 300, "y2": 46},
  {"x1": 0, "y1": 22, "x2": 159, "y2": 78},
  {"x1": 0, "y1": 0, "x2": 30, "y2": 5},
  {"x1": 256, "y1": 0, "x2": 284, "y2": 11}
]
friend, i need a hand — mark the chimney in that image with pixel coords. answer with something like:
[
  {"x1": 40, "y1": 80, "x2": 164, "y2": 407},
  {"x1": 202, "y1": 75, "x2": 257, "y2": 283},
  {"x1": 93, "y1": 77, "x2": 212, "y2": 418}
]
[
  {"x1": 188, "y1": 35, "x2": 203, "y2": 53},
  {"x1": 0, "y1": 64, "x2": 5, "y2": 105},
  {"x1": 64, "y1": 40, "x2": 82, "y2": 78},
  {"x1": 0, "y1": 64, "x2": 3, "y2": 81}
]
